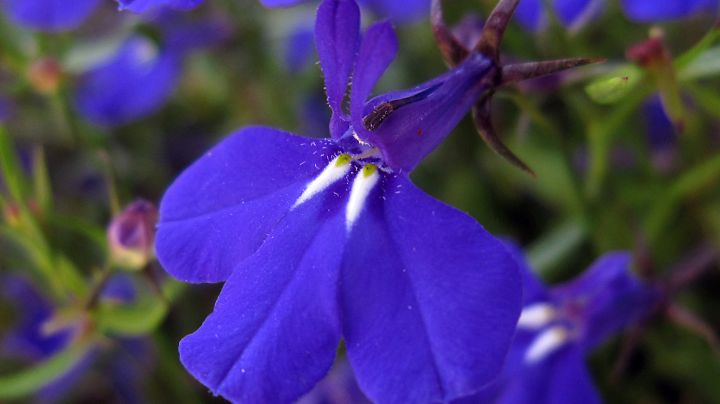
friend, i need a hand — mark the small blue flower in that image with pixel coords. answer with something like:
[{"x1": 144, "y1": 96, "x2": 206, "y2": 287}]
[
  {"x1": 0, "y1": 0, "x2": 100, "y2": 32},
  {"x1": 156, "y1": 0, "x2": 522, "y2": 402},
  {"x1": 463, "y1": 244, "x2": 660, "y2": 404}
]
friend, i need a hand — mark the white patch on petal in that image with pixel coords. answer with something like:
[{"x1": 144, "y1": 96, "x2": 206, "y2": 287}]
[
  {"x1": 292, "y1": 154, "x2": 352, "y2": 209},
  {"x1": 345, "y1": 165, "x2": 380, "y2": 232},
  {"x1": 517, "y1": 303, "x2": 557, "y2": 330},
  {"x1": 524, "y1": 326, "x2": 569, "y2": 364}
]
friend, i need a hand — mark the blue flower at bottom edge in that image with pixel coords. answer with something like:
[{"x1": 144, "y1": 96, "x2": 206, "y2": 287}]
[
  {"x1": 461, "y1": 245, "x2": 660, "y2": 404},
  {"x1": 155, "y1": 0, "x2": 521, "y2": 402}
]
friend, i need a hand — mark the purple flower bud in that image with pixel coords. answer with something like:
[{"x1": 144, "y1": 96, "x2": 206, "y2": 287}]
[{"x1": 108, "y1": 199, "x2": 159, "y2": 269}]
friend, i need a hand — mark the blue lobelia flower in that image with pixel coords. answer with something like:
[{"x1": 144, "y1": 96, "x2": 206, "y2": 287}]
[
  {"x1": 516, "y1": 0, "x2": 717, "y2": 32},
  {"x1": 462, "y1": 244, "x2": 661, "y2": 404},
  {"x1": 0, "y1": 0, "x2": 100, "y2": 32},
  {"x1": 73, "y1": 35, "x2": 182, "y2": 127},
  {"x1": 155, "y1": 0, "x2": 526, "y2": 401},
  {"x1": 72, "y1": 10, "x2": 227, "y2": 127}
]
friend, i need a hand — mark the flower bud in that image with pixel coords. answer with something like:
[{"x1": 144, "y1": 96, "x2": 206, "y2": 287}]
[
  {"x1": 108, "y1": 199, "x2": 158, "y2": 270},
  {"x1": 27, "y1": 58, "x2": 62, "y2": 94}
]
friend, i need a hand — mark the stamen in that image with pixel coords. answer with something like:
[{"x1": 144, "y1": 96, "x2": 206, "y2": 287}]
[
  {"x1": 524, "y1": 326, "x2": 569, "y2": 364},
  {"x1": 346, "y1": 164, "x2": 380, "y2": 232},
  {"x1": 517, "y1": 303, "x2": 557, "y2": 330},
  {"x1": 292, "y1": 154, "x2": 352, "y2": 209}
]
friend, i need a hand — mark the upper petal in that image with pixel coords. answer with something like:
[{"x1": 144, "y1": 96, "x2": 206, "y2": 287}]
[
  {"x1": 156, "y1": 126, "x2": 339, "y2": 283},
  {"x1": 178, "y1": 192, "x2": 346, "y2": 402},
  {"x1": 357, "y1": 52, "x2": 493, "y2": 172},
  {"x1": 0, "y1": 0, "x2": 99, "y2": 32},
  {"x1": 315, "y1": 0, "x2": 361, "y2": 138},
  {"x1": 73, "y1": 36, "x2": 181, "y2": 127},
  {"x1": 341, "y1": 174, "x2": 522, "y2": 403},
  {"x1": 349, "y1": 21, "x2": 398, "y2": 130}
]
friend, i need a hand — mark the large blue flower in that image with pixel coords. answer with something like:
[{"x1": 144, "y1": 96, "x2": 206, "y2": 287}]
[
  {"x1": 462, "y1": 244, "x2": 660, "y2": 404},
  {"x1": 0, "y1": 0, "x2": 100, "y2": 32},
  {"x1": 156, "y1": 0, "x2": 523, "y2": 402}
]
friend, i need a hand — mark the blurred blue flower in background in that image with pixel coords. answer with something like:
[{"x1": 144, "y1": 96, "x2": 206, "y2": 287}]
[
  {"x1": 1, "y1": 275, "x2": 72, "y2": 362},
  {"x1": 73, "y1": 35, "x2": 182, "y2": 127},
  {"x1": 621, "y1": 0, "x2": 718, "y2": 22},
  {"x1": 0, "y1": 0, "x2": 100, "y2": 32},
  {"x1": 464, "y1": 244, "x2": 660, "y2": 404},
  {"x1": 516, "y1": 0, "x2": 718, "y2": 31},
  {"x1": 117, "y1": 0, "x2": 203, "y2": 13},
  {"x1": 155, "y1": 0, "x2": 522, "y2": 402},
  {"x1": 72, "y1": 11, "x2": 228, "y2": 127}
]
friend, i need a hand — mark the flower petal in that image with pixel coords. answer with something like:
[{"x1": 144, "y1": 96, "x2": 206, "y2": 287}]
[
  {"x1": 179, "y1": 193, "x2": 346, "y2": 402},
  {"x1": 553, "y1": 252, "x2": 660, "y2": 350},
  {"x1": 341, "y1": 174, "x2": 521, "y2": 403},
  {"x1": 73, "y1": 36, "x2": 181, "y2": 127},
  {"x1": 156, "y1": 126, "x2": 339, "y2": 283},
  {"x1": 502, "y1": 240, "x2": 550, "y2": 304},
  {"x1": 1, "y1": 0, "x2": 99, "y2": 32},
  {"x1": 357, "y1": 52, "x2": 493, "y2": 172},
  {"x1": 350, "y1": 21, "x2": 398, "y2": 129},
  {"x1": 494, "y1": 345, "x2": 601, "y2": 404},
  {"x1": 315, "y1": 0, "x2": 361, "y2": 138}
]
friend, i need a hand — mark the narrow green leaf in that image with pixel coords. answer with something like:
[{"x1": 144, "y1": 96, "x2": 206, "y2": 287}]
[
  {"x1": 31, "y1": 145, "x2": 53, "y2": 215},
  {"x1": 645, "y1": 154, "x2": 720, "y2": 244},
  {"x1": 528, "y1": 219, "x2": 586, "y2": 276},
  {"x1": 0, "y1": 343, "x2": 91, "y2": 399},
  {"x1": 0, "y1": 126, "x2": 27, "y2": 202}
]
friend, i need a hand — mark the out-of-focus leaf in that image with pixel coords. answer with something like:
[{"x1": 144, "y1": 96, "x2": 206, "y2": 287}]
[
  {"x1": 0, "y1": 343, "x2": 91, "y2": 400},
  {"x1": 0, "y1": 126, "x2": 26, "y2": 202},
  {"x1": 585, "y1": 65, "x2": 642, "y2": 104},
  {"x1": 528, "y1": 219, "x2": 586, "y2": 276},
  {"x1": 679, "y1": 46, "x2": 720, "y2": 82},
  {"x1": 675, "y1": 28, "x2": 720, "y2": 69},
  {"x1": 645, "y1": 154, "x2": 720, "y2": 244},
  {"x1": 31, "y1": 145, "x2": 52, "y2": 215},
  {"x1": 95, "y1": 280, "x2": 183, "y2": 336}
]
